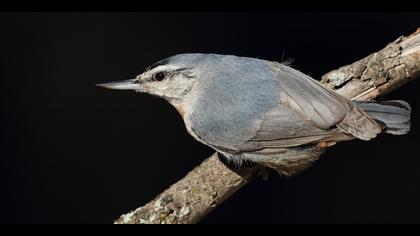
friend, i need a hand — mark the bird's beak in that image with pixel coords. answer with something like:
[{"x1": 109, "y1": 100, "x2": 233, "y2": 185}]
[{"x1": 96, "y1": 78, "x2": 142, "y2": 91}]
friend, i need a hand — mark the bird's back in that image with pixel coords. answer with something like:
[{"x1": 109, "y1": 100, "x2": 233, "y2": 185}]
[{"x1": 184, "y1": 55, "x2": 282, "y2": 151}]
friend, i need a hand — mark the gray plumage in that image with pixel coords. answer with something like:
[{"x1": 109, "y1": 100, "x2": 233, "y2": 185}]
[{"x1": 98, "y1": 53, "x2": 411, "y2": 175}]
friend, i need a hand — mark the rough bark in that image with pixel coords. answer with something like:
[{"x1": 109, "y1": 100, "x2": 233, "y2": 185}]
[
  {"x1": 321, "y1": 28, "x2": 420, "y2": 100},
  {"x1": 115, "y1": 29, "x2": 420, "y2": 224}
]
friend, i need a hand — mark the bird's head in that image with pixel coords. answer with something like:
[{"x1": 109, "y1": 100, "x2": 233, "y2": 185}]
[{"x1": 98, "y1": 54, "x2": 206, "y2": 114}]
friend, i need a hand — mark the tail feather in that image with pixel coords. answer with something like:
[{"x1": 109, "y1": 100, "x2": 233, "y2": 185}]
[{"x1": 354, "y1": 100, "x2": 411, "y2": 135}]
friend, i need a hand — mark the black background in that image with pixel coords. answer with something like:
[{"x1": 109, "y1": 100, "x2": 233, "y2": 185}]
[{"x1": 1, "y1": 12, "x2": 419, "y2": 224}]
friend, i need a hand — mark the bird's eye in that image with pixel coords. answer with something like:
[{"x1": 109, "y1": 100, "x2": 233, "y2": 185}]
[{"x1": 154, "y1": 72, "x2": 166, "y2": 81}]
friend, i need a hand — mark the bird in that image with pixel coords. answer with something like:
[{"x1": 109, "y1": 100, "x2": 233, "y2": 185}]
[{"x1": 98, "y1": 53, "x2": 411, "y2": 175}]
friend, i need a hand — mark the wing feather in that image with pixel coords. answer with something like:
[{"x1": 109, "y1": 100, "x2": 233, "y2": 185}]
[{"x1": 237, "y1": 63, "x2": 380, "y2": 153}]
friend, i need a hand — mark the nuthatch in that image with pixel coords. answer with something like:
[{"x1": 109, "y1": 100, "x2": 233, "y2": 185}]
[{"x1": 98, "y1": 53, "x2": 411, "y2": 175}]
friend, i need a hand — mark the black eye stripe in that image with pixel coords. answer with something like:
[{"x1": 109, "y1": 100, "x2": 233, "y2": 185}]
[
  {"x1": 172, "y1": 67, "x2": 191, "y2": 73},
  {"x1": 149, "y1": 67, "x2": 192, "y2": 82}
]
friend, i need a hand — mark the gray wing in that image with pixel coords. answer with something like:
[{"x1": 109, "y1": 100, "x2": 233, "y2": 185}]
[
  {"x1": 231, "y1": 63, "x2": 351, "y2": 154},
  {"x1": 272, "y1": 63, "x2": 351, "y2": 129},
  {"x1": 277, "y1": 64, "x2": 382, "y2": 141},
  {"x1": 235, "y1": 63, "x2": 382, "y2": 155}
]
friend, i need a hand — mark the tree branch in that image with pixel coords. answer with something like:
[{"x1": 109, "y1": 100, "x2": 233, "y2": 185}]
[{"x1": 115, "y1": 29, "x2": 420, "y2": 224}]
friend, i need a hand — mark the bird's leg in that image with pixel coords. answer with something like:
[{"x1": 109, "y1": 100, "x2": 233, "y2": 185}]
[
  {"x1": 217, "y1": 152, "x2": 257, "y2": 169},
  {"x1": 217, "y1": 152, "x2": 269, "y2": 180}
]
